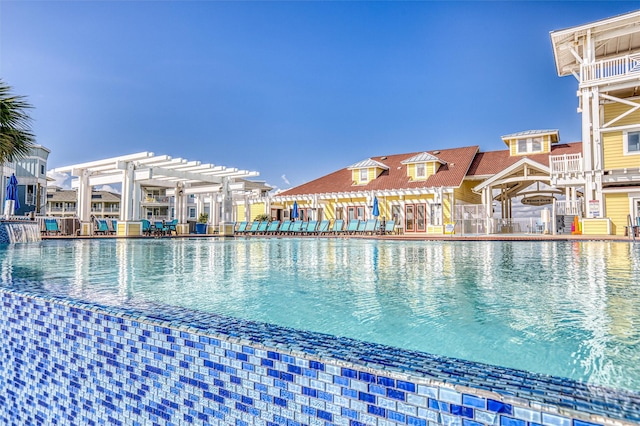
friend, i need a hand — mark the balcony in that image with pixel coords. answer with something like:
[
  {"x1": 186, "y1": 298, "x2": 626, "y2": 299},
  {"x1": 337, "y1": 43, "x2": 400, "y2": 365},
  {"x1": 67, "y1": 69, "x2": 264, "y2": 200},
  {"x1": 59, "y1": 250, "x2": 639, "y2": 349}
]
[
  {"x1": 580, "y1": 53, "x2": 640, "y2": 85},
  {"x1": 143, "y1": 195, "x2": 170, "y2": 204},
  {"x1": 550, "y1": 153, "x2": 583, "y2": 175}
]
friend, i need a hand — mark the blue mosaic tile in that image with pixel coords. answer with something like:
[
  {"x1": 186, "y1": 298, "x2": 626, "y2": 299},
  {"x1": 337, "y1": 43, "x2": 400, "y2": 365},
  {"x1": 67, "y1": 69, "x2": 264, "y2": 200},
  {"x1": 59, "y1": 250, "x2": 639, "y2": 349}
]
[{"x1": 2, "y1": 284, "x2": 640, "y2": 426}]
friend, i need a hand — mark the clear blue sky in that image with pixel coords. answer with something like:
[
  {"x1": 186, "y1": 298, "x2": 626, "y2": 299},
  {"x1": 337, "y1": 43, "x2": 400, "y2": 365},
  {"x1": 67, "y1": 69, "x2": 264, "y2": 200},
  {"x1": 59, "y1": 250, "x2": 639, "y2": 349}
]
[{"x1": 1, "y1": 1, "x2": 637, "y2": 191}]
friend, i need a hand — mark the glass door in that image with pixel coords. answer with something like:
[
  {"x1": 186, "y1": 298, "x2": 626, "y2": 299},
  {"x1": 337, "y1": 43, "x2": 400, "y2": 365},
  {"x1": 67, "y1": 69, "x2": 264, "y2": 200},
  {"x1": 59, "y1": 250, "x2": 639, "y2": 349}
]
[
  {"x1": 405, "y1": 205, "x2": 415, "y2": 232},
  {"x1": 416, "y1": 204, "x2": 426, "y2": 231}
]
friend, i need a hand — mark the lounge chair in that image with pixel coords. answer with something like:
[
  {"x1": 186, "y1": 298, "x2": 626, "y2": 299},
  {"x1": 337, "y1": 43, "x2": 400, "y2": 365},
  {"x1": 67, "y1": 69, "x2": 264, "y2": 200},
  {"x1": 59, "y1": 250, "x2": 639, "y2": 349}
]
[
  {"x1": 110, "y1": 219, "x2": 118, "y2": 234},
  {"x1": 95, "y1": 219, "x2": 110, "y2": 235},
  {"x1": 289, "y1": 221, "x2": 302, "y2": 233},
  {"x1": 256, "y1": 221, "x2": 269, "y2": 234},
  {"x1": 278, "y1": 221, "x2": 291, "y2": 234},
  {"x1": 304, "y1": 220, "x2": 318, "y2": 234},
  {"x1": 266, "y1": 221, "x2": 280, "y2": 234},
  {"x1": 357, "y1": 220, "x2": 368, "y2": 233},
  {"x1": 44, "y1": 218, "x2": 61, "y2": 235},
  {"x1": 346, "y1": 220, "x2": 360, "y2": 234},
  {"x1": 235, "y1": 221, "x2": 248, "y2": 234},
  {"x1": 331, "y1": 219, "x2": 344, "y2": 234},
  {"x1": 247, "y1": 221, "x2": 260, "y2": 234},
  {"x1": 316, "y1": 220, "x2": 330, "y2": 235},
  {"x1": 166, "y1": 219, "x2": 178, "y2": 235},
  {"x1": 363, "y1": 219, "x2": 378, "y2": 234},
  {"x1": 383, "y1": 220, "x2": 395, "y2": 234},
  {"x1": 141, "y1": 219, "x2": 152, "y2": 236},
  {"x1": 153, "y1": 221, "x2": 168, "y2": 236}
]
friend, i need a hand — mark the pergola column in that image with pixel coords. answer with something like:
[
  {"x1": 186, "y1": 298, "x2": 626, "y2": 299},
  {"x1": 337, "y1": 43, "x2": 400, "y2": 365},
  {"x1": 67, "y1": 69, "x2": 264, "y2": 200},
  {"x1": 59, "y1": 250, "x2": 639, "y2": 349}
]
[
  {"x1": 219, "y1": 177, "x2": 234, "y2": 236},
  {"x1": 76, "y1": 168, "x2": 93, "y2": 236}
]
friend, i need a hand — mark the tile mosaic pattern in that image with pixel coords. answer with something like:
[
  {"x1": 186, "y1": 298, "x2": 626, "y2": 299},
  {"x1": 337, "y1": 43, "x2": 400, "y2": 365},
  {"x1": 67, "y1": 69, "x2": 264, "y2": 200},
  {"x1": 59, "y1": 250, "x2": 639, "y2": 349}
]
[{"x1": 1, "y1": 283, "x2": 639, "y2": 426}]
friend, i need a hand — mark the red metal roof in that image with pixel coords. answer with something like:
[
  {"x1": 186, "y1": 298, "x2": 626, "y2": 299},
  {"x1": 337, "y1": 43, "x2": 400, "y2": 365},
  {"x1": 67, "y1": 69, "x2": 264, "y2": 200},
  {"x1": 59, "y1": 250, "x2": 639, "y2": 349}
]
[{"x1": 279, "y1": 145, "x2": 480, "y2": 196}]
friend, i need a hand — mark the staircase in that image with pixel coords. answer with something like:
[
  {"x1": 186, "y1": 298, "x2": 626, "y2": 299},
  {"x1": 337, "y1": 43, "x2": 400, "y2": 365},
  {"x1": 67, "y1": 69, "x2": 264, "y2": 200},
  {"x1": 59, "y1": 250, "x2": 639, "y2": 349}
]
[{"x1": 556, "y1": 215, "x2": 577, "y2": 234}]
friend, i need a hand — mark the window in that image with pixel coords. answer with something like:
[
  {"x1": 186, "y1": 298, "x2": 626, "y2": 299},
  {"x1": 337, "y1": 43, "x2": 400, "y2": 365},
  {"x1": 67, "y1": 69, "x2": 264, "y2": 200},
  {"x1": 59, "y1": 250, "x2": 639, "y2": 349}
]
[
  {"x1": 40, "y1": 164, "x2": 45, "y2": 175},
  {"x1": 188, "y1": 207, "x2": 196, "y2": 219},
  {"x1": 416, "y1": 163, "x2": 426, "y2": 178},
  {"x1": 625, "y1": 131, "x2": 640, "y2": 154},
  {"x1": 359, "y1": 169, "x2": 368, "y2": 182},
  {"x1": 516, "y1": 137, "x2": 543, "y2": 154}
]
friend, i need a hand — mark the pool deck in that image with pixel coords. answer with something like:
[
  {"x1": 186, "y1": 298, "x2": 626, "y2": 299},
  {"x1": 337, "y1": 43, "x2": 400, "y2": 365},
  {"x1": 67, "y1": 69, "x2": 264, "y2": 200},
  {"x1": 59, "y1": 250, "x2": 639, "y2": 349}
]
[{"x1": 40, "y1": 233, "x2": 635, "y2": 242}]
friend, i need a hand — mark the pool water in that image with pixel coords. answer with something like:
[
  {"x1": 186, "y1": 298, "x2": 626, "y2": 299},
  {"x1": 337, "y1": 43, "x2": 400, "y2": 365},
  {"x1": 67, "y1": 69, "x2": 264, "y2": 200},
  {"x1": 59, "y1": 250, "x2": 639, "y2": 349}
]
[{"x1": 2, "y1": 238, "x2": 639, "y2": 392}]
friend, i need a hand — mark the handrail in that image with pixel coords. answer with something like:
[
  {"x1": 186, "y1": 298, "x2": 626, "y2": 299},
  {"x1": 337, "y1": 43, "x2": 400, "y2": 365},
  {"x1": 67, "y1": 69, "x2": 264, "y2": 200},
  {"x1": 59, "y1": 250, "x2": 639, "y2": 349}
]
[
  {"x1": 581, "y1": 53, "x2": 640, "y2": 84},
  {"x1": 550, "y1": 153, "x2": 582, "y2": 174}
]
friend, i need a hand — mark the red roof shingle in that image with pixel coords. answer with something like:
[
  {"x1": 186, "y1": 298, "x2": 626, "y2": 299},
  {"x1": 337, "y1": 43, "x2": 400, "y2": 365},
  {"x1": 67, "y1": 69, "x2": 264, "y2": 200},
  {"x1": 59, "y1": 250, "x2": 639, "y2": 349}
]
[
  {"x1": 279, "y1": 145, "x2": 480, "y2": 196},
  {"x1": 467, "y1": 142, "x2": 582, "y2": 177}
]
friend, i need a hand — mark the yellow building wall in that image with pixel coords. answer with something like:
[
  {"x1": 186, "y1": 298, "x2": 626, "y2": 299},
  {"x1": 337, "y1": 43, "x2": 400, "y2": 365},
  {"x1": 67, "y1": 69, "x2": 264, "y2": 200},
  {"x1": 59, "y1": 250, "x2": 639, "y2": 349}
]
[
  {"x1": 407, "y1": 162, "x2": 439, "y2": 181},
  {"x1": 454, "y1": 180, "x2": 481, "y2": 204},
  {"x1": 602, "y1": 131, "x2": 640, "y2": 170},
  {"x1": 250, "y1": 203, "x2": 265, "y2": 221},
  {"x1": 603, "y1": 100, "x2": 640, "y2": 127},
  {"x1": 236, "y1": 205, "x2": 246, "y2": 222},
  {"x1": 581, "y1": 219, "x2": 611, "y2": 236},
  {"x1": 352, "y1": 168, "x2": 378, "y2": 185},
  {"x1": 605, "y1": 193, "x2": 631, "y2": 236}
]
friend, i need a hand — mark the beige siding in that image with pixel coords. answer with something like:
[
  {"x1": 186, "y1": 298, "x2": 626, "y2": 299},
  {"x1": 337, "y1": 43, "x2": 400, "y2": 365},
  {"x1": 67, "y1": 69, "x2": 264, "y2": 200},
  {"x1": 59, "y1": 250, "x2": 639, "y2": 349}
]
[
  {"x1": 454, "y1": 180, "x2": 481, "y2": 204},
  {"x1": 603, "y1": 100, "x2": 640, "y2": 127},
  {"x1": 602, "y1": 131, "x2": 640, "y2": 170},
  {"x1": 605, "y1": 193, "x2": 630, "y2": 236}
]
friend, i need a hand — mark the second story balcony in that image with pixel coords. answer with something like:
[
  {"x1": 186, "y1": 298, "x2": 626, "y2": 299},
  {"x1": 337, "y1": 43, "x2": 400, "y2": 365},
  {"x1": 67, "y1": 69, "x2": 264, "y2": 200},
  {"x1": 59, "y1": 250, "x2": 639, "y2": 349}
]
[
  {"x1": 580, "y1": 53, "x2": 640, "y2": 86},
  {"x1": 550, "y1": 153, "x2": 583, "y2": 175}
]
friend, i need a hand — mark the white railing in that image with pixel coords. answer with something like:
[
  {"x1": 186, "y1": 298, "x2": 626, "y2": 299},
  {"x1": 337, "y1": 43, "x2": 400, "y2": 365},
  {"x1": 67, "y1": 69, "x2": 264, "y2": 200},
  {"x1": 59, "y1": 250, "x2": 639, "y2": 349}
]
[
  {"x1": 144, "y1": 196, "x2": 170, "y2": 203},
  {"x1": 581, "y1": 53, "x2": 640, "y2": 84},
  {"x1": 550, "y1": 153, "x2": 583, "y2": 174},
  {"x1": 555, "y1": 200, "x2": 583, "y2": 217}
]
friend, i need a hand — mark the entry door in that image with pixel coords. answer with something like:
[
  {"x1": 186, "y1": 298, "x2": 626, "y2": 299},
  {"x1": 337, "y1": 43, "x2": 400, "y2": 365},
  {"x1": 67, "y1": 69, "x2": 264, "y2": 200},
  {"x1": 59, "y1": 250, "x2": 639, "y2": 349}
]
[
  {"x1": 416, "y1": 204, "x2": 426, "y2": 231},
  {"x1": 405, "y1": 205, "x2": 415, "y2": 232}
]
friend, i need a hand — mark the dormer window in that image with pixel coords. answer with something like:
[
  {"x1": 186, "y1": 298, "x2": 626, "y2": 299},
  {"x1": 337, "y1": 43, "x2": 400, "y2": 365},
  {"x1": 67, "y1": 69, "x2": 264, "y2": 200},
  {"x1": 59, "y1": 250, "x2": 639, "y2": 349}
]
[
  {"x1": 347, "y1": 158, "x2": 389, "y2": 185},
  {"x1": 502, "y1": 130, "x2": 559, "y2": 156},
  {"x1": 401, "y1": 152, "x2": 445, "y2": 180},
  {"x1": 517, "y1": 137, "x2": 543, "y2": 154}
]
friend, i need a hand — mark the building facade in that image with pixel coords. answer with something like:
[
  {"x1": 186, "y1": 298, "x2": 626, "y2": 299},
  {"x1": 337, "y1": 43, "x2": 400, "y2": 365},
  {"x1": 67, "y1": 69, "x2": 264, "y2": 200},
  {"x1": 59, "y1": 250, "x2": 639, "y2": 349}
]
[
  {"x1": 1, "y1": 144, "x2": 50, "y2": 216},
  {"x1": 551, "y1": 10, "x2": 640, "y2": 235}
]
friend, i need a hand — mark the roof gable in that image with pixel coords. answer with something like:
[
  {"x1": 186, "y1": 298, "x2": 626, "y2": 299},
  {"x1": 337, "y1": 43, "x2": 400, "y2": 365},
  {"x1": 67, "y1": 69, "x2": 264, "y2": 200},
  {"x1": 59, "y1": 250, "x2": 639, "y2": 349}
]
[
  {"x1": 347, "y1": 158, "x2": 389, "y2": 170},
  {"x1": 401, "y1": 152, "x2": 445, "y2": 164}
]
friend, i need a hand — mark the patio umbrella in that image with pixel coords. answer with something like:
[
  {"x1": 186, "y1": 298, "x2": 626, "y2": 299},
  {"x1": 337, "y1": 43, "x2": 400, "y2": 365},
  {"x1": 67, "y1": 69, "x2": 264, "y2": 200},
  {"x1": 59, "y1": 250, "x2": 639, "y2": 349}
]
[
  {"x1": 4, "y1": 174, "x2": 20, "y2": 217},
  {"x1": 372, "y1": 196, "x2": 379, "y2": 217},
  {"x1": 291, "y1": 200, "x2": 299, "y2": 221}
]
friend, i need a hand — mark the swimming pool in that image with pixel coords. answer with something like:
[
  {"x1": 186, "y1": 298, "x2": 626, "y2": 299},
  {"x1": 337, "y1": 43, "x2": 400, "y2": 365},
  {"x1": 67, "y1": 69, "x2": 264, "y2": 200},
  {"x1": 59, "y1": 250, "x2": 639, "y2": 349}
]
[
  {"x1": 2, "y1": 238, "x2": 639, "y2": 394},
  {"x1": 0, "y1": 239, "x2": 640, "y2": 426}
]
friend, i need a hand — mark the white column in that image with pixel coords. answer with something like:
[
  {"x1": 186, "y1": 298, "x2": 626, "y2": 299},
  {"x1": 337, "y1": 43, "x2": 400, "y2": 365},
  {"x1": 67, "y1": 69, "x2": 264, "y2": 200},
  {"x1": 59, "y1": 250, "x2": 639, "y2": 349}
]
[
  {"x1": 76, "y1": 168, "x2": 93, "y2": 235},
  {"x1": 219, "y1": 177, "x2": 234, "y2": 235},
  {"x1": 196, "y1": 195, "x2": 205, "y2": 219},
  {"x1": 121, "y1": 162, "x2": 135, "y2": 222}
]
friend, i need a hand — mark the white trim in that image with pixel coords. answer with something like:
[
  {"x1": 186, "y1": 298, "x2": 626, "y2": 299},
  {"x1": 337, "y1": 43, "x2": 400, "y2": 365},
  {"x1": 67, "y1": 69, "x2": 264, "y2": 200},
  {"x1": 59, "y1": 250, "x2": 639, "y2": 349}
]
[
  {"x1": 473, "y1": 157, "x2": 550, "y2": 192},
  {"x1": 623, "y1": 129, "x2": 640, "y2": 156}
]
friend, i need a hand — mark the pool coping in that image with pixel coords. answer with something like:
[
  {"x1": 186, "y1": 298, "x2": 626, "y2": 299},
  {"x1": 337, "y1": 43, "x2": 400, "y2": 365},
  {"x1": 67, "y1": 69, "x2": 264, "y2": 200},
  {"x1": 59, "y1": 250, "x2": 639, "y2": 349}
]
[{"x1": 3, "y1": 278, "x2": 640, "y2": 426}]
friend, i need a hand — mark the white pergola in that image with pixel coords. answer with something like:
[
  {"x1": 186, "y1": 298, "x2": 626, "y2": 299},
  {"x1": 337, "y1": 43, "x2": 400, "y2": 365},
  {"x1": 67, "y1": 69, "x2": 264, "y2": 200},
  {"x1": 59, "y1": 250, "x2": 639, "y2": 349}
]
[{"x1": 51, "y1": 152, "x2": 260, "y2": 235}]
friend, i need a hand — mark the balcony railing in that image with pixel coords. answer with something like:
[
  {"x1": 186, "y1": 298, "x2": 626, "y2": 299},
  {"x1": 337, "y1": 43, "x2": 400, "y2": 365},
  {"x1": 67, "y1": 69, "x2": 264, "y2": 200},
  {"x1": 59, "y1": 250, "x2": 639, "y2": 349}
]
[
  {"x1": 550, "y1": 153, "x2": 583, "y2": 174},
  {"x1": 144, "y1": 196, "x2": 170, "y2": 203},
  {"x1": 581, "y1": 53, "x2": 640, "y2": 84},
  {"x1": 555, "y1": 200, "x2": 583, "y2": 217}
]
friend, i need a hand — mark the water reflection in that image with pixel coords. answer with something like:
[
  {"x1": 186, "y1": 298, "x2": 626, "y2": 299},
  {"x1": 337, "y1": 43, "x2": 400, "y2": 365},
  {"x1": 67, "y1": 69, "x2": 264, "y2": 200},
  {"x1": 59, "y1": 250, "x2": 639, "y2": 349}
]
[{"x1": 1, "y1": 238, "x2": 639, "y2": 391}]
